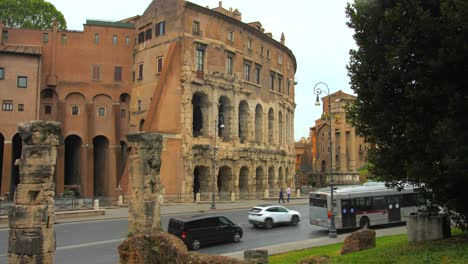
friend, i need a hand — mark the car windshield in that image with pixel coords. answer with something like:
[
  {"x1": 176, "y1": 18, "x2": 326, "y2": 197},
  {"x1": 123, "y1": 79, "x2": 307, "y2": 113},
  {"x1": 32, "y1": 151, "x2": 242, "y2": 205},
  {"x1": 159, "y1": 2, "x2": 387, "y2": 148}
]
[{"x1": 250, "y1": 208, "x2": 262, "y2": 213}]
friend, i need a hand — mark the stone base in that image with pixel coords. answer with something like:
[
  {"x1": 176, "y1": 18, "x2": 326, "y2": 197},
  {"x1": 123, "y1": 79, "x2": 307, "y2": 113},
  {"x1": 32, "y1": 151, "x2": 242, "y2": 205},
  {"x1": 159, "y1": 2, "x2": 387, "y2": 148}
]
[
  {"x1": 8, "y1": 253, "x2": 53, "y2": 264},
  {"x1": 407, "y1": 213, "x2": 451, "y2": 243}
]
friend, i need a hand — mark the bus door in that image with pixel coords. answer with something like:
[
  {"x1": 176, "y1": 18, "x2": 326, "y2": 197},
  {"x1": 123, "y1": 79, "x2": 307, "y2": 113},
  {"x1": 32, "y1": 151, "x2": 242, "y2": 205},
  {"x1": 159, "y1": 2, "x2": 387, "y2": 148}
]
[
  {"x1": 386, "y1": 195, "x2": 401, "y2": 222},
  {"x1": 341, "y1": 199, "x2": 356, "y2": 228}
]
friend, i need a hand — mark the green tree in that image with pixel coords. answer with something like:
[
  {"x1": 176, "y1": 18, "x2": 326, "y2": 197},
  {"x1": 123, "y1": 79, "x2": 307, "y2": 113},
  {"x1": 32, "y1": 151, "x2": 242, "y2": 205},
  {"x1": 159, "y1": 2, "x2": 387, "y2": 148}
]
[
  {"x1": 346, "y1": 0, "x2": 468, "y2": 228},
  {"x1": 0, "y1": 0, "x2": 66, "y2": 30}
]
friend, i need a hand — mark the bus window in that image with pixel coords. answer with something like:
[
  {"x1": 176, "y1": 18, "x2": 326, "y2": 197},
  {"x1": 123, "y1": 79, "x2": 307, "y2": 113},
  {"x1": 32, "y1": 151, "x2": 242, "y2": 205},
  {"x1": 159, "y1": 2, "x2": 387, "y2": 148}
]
[
  {"x1": 310, "y1": 198, "x2": 327, "y2": 208},
  {"x1": 354, "y1": 197, "x2": 371, "y2": 211},
  {"x1": 371, "y1": 196, "x2": 386, "y2": 210},
  {"x1": 401, "y1": 193, "x2": 418, "y2": 207}
]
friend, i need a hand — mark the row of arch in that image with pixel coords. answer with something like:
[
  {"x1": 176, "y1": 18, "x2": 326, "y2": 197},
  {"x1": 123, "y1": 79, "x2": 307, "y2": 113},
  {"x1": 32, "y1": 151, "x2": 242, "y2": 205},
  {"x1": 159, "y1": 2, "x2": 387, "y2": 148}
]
[
  {"x1": 192, "y1": 164, "x2": 294, "y2": 195},
  {"x1": 192, "y1": 92, "x2": 294, "y2": 145},
  {"x1": 0, "y1": 132, "x2": 128, "y2": 198}
]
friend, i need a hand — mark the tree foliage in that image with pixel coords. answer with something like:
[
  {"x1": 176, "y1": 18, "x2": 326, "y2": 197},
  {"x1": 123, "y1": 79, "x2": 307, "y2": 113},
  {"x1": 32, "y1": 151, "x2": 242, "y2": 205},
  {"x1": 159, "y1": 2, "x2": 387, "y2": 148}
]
[
  {"x1": 0, "y1": 0, "x2": 66, "y2": 30},
  {"x1": 346, "y1": 0, "x2": 468, "y2": 228}
]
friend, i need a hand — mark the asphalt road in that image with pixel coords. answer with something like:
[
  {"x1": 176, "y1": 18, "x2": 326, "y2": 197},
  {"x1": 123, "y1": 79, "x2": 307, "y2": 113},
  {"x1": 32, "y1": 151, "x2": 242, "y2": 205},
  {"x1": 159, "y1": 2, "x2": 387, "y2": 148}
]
[{"x1": 0, "y1": 204, "x2": 329, "y2": 264}]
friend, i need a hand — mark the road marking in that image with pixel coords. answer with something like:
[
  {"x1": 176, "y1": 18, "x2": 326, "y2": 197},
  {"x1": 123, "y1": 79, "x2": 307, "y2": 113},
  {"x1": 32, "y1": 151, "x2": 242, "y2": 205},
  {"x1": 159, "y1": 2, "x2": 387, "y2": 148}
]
[{"x1": 57, "y1": 238, "x2": 125, "y2": 250}]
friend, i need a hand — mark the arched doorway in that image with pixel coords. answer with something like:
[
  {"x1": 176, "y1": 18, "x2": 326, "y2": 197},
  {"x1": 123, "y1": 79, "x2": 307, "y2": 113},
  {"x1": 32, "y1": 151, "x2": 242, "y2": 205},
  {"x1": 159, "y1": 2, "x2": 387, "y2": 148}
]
[
  {"x1": 217, "y1": 166, "x2": 232, "y2": 194},
  {"x1": 218, "y1": 96, "x2": 232, "y2": 139},
  {"x1": 268, "y1": 166, "x2": 275, "y2": 190},
  {"x1": 278, "y1": 167, "x2": 284, "y2": 188},
  {"x1": 255, "y1": 104, "x2": 263, "y2": 143},
  {"x1": 239, "y1": 166, "x2": 249, "y2": 199},
  {"x1": 9, "y1": 133, "x2": 22, "y2": 199},
  {"x1": 255, "y1": 167, "x2": 264, "y2": 195},
  {"x1": 93, "y1": 136, "x2": 109, "y2": 197},
  {"x1": 193, "y1": 166, "x2": 209, "y2": 201},
  {"x1": 192, "y1": 92, "x2": 209, "y2": 137},
  {"x1": 268, "y1": 108, "x2": 274, "y2": 144},
  {"x1": 64, "y1": 135, "x2": 82, "y2": 196},
  {"x1": 238, "y1": 100, "x2": 249, "y2": 142},
  {"x1": 139, "y1": 119, "x2": 145, "y2": 132}
]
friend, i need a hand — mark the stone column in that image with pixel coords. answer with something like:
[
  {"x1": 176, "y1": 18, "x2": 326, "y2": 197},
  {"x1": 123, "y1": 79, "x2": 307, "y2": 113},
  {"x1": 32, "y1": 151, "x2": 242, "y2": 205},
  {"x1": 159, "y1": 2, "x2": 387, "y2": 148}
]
[
  {"x1": 340, "y1": 128, "x2": 347, "y2": 172},
  {"x1": 127, "y1": 133, "x2": 163, "y2": 234},
  {"x1": 8, "y1": 121, "x2": 62, "y2": 264},
  {"x1": 350, "y1": 127, "x2": 357, "y2": 172}
]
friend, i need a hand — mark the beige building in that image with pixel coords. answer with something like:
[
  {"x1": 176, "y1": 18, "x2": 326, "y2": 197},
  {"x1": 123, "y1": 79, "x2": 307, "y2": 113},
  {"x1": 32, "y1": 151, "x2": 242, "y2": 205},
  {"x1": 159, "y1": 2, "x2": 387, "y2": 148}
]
[{"x1": 309, "y1": 90, "x2": 368, "y2": 186}]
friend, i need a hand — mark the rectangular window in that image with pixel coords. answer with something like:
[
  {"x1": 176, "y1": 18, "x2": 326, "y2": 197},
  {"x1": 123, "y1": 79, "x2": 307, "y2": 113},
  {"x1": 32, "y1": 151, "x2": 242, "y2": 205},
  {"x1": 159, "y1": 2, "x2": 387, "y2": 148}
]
[
  {"x1": 138, "y1": 32, "x2": 145, "y2": 44},
  {"x1": 270, "y1": 72, "x2": 275, "y2": 91},
  {"x1": 0, "y1": 68, "x2": 4, "y2": 80},
  {"x1": 98, "y1": 107, "x2": 105, "y2": 117},
  {"x1": 94, "y1": 34, "x2": 99, "y2": 44},
  {"x1": 45, "y1": 105, "x2": 52, "y2": 115},
  {"x1": 61, "y1": 34, "x2": 67, "y2": 44},
  {"x1": 2, "y1": 30, "x2": 8, "y2": 42},
  {"x1": 226, "y1": 55, "x2": 233, "y2": 75},
  {"x1": 255, "y1": 65, "x2": 261, "y2": 85},
  {"x1": 287, "y1": 79, "x2": 291, "y2": 95},
  {"x1": 227, "y1": 30, "x2": 234, "y2": 42},
  {"x1": 138, "y1": 100, "x2": 142, "y2": 111},
  {"x1": 71, "y1": 106, "x2": 79, "y2": 116},
  {"x1": 17, "y1": 76, "x2": 28, "y2": 88},
  {"x1": 2, "y1": 101, "x2": 13, "y2": 111},
  {"x1": 244, "y1": 61, "x2": 251, "y2": 81},
  {"x1": 156, "y1": 21, "x2": 165, "y2": 36},
  {"x1": 267, "y1": 49, "x2": 271, "y2": 59},
  {"x1": 92, "y1": 65, "x2": 101, "y2": 81},
  {"x1": 247, "y1": 39, "x2": 252, "y2": 50},
  {"x1": 157, "y1": 57, "x2": 163, "y2": 73},
  {"x1": 138, "y1": 64, "x2": 143, "y2": 80},
  {"x1": 125, "y1": 36, "x2": 130, "y2": 46},
  {"x1": 192, "y1": 21, "x2": 200, "y2": 36},
  {"x1": 114, "y1": 66, "x2": 122, "y2": 81},
  {"x1": 196, "y1": 48, "x2": 204, "y2": 79},
  {"x1": 132, "y1": 71, "x2": 135, "y2": 81},
  {"x1": 120, "y1": 109, "x2": 126, "y2": 118},
  {"x1": 42, "y1": 32, "x2": 49, "y2": 43},
  {"x1": 278, "y1": 75, "x2": 283, "y2": 93},
  {"x1": 145, "y1": 29, "x2": 152, "y2": 41},
  {"x1": 113, "y1": 35, "x2": 118, "y2": 45},
  {"x1": 278, "y1": 54, "x2": 283, "y2": 65},
  {"x1": 260, "y1": 46, "x2": 264, "y2": 56},
  {"x1": 18, "y1": 104, "x2": 24, "y2": 111}
]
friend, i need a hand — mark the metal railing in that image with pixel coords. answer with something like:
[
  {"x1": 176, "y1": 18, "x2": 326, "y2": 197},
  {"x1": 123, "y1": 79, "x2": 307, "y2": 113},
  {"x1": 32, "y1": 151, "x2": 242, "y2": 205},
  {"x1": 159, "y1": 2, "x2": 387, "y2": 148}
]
[{"x1": 55, "y1": 197, "x2": 94, "y2": 211}]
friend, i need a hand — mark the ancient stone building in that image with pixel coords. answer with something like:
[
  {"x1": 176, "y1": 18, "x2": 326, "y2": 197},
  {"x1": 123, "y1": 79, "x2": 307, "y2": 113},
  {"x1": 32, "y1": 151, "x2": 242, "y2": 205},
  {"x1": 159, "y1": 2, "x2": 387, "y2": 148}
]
[
  {"x1": 309, "y1": 90, "x2": 368, "y2": 185},
  {"x1": 0, "y1": 0, "x2": 296, "y2": 200}
]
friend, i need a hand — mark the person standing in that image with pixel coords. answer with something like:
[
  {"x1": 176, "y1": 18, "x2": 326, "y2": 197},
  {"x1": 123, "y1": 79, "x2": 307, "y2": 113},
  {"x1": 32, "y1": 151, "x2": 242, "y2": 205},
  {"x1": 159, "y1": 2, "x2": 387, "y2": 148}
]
[
  {"x1": 286, "y1": 187, "x2": 291, "y2": 203},
  {"x1": 279, "y1": 188, "x2": 285, "y2": 203}
]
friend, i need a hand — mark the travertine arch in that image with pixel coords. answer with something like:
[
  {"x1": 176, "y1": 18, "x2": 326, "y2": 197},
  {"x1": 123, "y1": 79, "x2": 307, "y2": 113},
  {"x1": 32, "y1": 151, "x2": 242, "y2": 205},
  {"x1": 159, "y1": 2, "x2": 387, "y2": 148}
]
[
  {"x1": 218, "y1": 165, "x2": 233, "y2": 192},
  {"x1": 218, "y1": 96, "x2": 232, "y2": 138},
  {"x1": 268, "y1": 166, "x2": 275, "y2": 189},
  {"x1": 255, "y1": 104, "x2": 264, "y2": 143},
  {"x1": 192, "y1": 92, "x2": 210, "y2": 137},
  {"x1": 268, "y1": 108, "x2": 275, "y2": 144},
  {"x1": 255, "y1": 166, "x2": 265, "y2": 192},
  {"x1": 278, "y1": 166, "x2": 284, "y2": 188},
  {"x1": 238, "y1": 100, "x2": 250, "y2": 142},
  {"x1": 278, "y1": 110, "x2": 284, "y2": 145}
]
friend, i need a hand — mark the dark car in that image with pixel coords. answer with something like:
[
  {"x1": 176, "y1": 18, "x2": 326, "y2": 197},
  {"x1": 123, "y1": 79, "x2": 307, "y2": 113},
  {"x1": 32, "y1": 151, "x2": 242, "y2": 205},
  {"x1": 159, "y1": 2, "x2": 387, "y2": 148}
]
[{"x1": 167, "y1": 215, "x2": 243, "y2": 250}]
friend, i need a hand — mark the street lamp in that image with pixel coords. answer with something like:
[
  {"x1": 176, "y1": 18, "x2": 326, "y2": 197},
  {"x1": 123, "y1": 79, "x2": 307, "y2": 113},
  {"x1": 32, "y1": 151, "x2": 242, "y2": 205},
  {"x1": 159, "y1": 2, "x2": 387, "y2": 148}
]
[
  {"x1": 314, "y1": 82, "x2": 338, "y2": 238},
  {"x1": 211, "y1": 113, "x2": 225, "y2": 210}
]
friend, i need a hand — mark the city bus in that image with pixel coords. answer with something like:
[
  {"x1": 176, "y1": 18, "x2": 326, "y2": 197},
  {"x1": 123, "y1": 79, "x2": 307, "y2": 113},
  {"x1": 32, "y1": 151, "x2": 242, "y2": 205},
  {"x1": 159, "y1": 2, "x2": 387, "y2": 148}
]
[{"x1": 309, "y1": 182, "x2": 420, "y2": 230}]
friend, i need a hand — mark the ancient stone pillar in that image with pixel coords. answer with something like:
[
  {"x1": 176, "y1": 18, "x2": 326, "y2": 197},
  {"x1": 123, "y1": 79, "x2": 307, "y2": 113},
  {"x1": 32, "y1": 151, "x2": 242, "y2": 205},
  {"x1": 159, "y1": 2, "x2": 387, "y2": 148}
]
[
  {"x1": 127, "y1": 133, "x2": 163, "y2": 235},
  {"x1": 8, "y1": 121, "x2": 62, "y2": 264},
  {"x1": 1, "y1": 141, "x2": 12, "y2": 195},
  {"x1": 349, "y1": 127, "x2": 357, "y2": 172},
  {"x1": 340, "y1": 128, "x2": 347, "y2": 173}
]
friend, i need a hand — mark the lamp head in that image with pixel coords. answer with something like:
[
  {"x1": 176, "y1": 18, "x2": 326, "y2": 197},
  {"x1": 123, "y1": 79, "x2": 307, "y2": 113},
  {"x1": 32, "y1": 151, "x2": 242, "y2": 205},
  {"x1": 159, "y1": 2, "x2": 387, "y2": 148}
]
[
  {"x1": 314, "y1": 95, "x2": 321, "y2": 106},
  {"x1": 220, "y1": 124, "x2": 225, "y2": 128}
]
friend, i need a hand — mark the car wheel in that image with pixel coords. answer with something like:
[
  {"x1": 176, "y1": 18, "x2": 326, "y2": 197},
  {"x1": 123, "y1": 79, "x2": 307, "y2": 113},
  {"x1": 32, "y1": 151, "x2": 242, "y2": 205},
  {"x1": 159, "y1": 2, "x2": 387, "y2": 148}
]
[
  {"x1": 191, "y1": 239, "x2": 201, "y2": 250},
  {"x1": 359, "y1": 217, "x2": 370, "y2": 229},
  {"x1": 291, "y1": 215, "x2": 299, "y2": 225},
  {"x1": 233, "y1": 232, "x2": 241, "y2": 242},
  {"x1": 264, "y1": 218, "x2": 273, "y2": 229}
]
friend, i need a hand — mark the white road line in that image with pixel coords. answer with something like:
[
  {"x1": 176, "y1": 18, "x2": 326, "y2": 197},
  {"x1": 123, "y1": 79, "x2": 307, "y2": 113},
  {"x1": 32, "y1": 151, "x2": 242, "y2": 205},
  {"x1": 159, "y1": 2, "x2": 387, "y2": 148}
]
[{"x1": 57, "y1": 238, "x2": 125, "y2": 250}]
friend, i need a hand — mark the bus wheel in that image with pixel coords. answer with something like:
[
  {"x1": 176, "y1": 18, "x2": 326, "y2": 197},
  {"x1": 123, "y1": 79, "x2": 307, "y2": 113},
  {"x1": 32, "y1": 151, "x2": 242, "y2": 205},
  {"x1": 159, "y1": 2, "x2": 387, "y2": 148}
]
[{"x1": 359, "y1": 217, "x2": 370, "y2": 229}]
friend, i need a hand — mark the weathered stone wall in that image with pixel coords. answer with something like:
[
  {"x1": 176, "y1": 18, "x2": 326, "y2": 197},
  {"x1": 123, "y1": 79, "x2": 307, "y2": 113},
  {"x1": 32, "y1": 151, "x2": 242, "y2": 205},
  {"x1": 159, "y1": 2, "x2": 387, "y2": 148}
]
[
  {"x1": 127, "y1": 133, "x2": 163, "y2": 235},
  {"x1": 8, "y1": 121, "x2": 62, "y2": 264}
]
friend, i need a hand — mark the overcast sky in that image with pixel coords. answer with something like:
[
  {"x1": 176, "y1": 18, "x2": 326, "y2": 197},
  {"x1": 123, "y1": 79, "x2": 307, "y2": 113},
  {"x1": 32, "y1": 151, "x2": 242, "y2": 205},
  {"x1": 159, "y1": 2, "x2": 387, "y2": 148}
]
[{"x1": 47, "y1": 0, "x2": 356, "y2": 140}]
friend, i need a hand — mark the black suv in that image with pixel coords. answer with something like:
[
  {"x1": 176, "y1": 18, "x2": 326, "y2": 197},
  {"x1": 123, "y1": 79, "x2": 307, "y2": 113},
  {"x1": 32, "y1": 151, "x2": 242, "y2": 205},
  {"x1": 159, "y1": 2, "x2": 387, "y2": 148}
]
[{"x1": 167, "y1": 215, "x2": 243, "y2": 250}]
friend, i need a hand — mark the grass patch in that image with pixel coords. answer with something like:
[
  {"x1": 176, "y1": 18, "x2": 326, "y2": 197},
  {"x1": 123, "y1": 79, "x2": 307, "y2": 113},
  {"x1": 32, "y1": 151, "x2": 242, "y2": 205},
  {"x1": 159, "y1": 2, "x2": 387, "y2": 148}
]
[{"x1": 270, "y1": 232, "x2": 468, "y2": 264}]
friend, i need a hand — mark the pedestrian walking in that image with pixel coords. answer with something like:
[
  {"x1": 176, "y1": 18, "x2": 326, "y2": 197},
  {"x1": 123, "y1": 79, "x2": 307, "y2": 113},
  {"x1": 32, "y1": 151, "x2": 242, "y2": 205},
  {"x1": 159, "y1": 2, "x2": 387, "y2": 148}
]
[
  {"x1": 278, "y1": 188, "x2": 285, "y2": 203},
  {"x1": 286, "y1": 187, "x2": 291, "y2": 203}
]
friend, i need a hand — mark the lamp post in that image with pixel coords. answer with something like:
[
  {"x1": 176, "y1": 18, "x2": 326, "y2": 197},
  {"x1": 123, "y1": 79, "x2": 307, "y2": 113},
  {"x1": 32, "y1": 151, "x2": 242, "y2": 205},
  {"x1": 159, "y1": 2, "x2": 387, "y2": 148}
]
[
  {"x1": 314, "y1": 82, "x2": 337, "y2": 238},
  {"x1": 211, "y1": 113, "x2": 225, "y2": 210}
]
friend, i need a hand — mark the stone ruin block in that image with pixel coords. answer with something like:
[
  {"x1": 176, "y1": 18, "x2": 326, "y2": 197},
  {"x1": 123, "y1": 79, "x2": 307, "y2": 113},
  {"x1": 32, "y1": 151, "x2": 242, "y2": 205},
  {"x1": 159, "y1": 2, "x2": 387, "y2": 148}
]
[
  {"x1": 18, "y1": 121, "x2": 62, "y2": 146},
  {"x1": 340, "y1": 228, "x2": 376, "y2": 255},
  {"x1": 8, "y1": 253, "x2": 54, "y2": 264},
  {"x1": 9, "y1": 204, "x2": 55, "y2": 229},
  {"x1": 9, "y1": 227, "x2": 55, "y2": 255},
  {"x1": 14, "y1": 183, "x2": 55, "y2": 205}
]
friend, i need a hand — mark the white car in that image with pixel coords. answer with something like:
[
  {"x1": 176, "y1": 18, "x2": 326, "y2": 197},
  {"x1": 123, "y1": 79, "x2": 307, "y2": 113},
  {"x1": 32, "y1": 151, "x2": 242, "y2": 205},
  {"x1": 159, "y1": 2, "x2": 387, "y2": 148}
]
[{"x1": 248, "y1": 204, "x2": 301, "y2": 229}]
